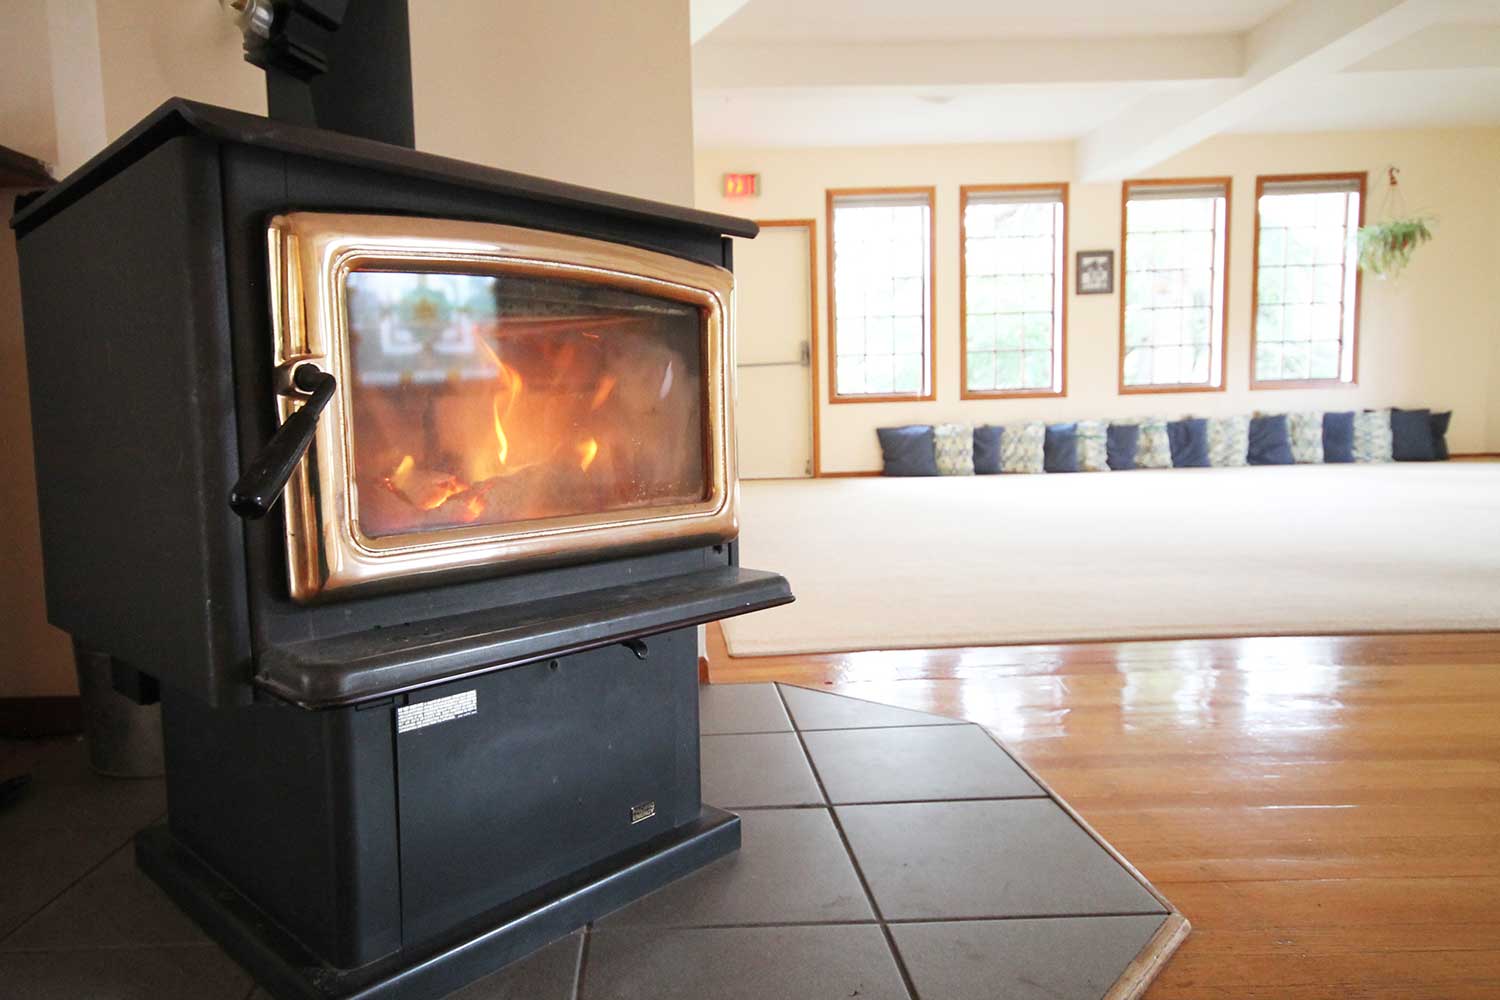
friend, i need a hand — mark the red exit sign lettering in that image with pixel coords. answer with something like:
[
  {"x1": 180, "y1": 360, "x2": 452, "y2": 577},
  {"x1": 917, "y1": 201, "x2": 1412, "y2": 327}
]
[{"x1": 722, "y1": 173, "x2": 760, "y2": 198}]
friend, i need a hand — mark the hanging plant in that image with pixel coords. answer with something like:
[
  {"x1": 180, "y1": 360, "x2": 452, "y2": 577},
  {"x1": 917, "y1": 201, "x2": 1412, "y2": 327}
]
[
  {"x1": 1357, "y1": 217, "x2": 1434, "y2": 279},
  {"x1": 1356, "y1": 167, "x2": 1434, "y2": 280}
]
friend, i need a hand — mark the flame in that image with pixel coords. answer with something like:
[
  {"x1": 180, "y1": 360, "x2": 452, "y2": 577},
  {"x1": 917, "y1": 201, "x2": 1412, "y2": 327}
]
[
  {"x1": 478, "y1": 338, "x2": 524, "y2": 469},
  {"x1": 390, "y1": 454, "x2": 415, "y2": 490},
  {"x1": 578, "y1": 437, "x2": 599, "y2": 472},
  {"x1": 492, "y1": 394, "x2": 509, "y2": 466},
  {"x1": 590, "y1": 375, "x2": 617, "y2": 411}
]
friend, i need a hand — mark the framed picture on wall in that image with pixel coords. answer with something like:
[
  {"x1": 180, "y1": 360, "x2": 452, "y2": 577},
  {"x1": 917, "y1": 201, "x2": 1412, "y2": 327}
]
[{"x1": 1076, "y1": 250, "x2": 1114, "y2": 295}]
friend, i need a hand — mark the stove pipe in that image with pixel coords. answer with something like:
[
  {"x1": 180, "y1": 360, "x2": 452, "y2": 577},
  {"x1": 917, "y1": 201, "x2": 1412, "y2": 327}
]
[{"x1": 224, "y1": 0, "x2": 415, "y2": 148}]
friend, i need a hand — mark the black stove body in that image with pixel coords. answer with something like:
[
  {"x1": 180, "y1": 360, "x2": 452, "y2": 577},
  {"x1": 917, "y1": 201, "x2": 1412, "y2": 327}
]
[{"x1": 12, "y1": 100, "x2": 789, "y2": 999}]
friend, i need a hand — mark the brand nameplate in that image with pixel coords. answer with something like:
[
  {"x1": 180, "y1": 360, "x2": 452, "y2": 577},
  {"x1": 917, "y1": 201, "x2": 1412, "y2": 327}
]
[{"x1": 397, "y1": 690, "x2": 477, "y2": 734}]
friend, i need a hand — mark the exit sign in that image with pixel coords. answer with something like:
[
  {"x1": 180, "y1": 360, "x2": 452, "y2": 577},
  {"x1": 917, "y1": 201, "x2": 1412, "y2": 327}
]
[{"x1": 722, "y1": 173, "x2": 760, "y2": 198}]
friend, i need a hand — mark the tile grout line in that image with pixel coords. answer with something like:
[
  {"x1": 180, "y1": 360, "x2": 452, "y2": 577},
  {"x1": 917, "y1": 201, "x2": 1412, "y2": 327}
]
[
  {"x1": 583, "y1": 910, "x2": 1173, "y2": 933},
  {"x1": 772, "y1": 684, "x2": 925, "y2": 1000},
  {"x1": 725, "y1": 793, "x2": 1050, "y2": 812},
  {"x1": 572, "y1": 924, "x2": 592, "y2": 1000},
  {"x1": 0, "y1": 826, "x2": 141, "y2": 949}
]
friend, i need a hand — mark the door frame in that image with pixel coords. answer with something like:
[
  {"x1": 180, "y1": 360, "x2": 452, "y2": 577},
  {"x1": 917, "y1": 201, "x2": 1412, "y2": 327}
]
[{"x1": 750, "y1": 218, "x2": 821, "y2": 477}]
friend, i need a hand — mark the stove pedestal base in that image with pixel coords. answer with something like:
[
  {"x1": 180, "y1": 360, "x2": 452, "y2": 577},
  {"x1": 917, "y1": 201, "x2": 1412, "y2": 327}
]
[{"x1": 137, "y1": 806, "x2": 739, "y2": 1000}]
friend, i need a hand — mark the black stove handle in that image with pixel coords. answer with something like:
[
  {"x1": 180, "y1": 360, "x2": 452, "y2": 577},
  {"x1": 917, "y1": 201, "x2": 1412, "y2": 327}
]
[{"x1": 230, "y1": 365, "x2": 337, "y2": 520}]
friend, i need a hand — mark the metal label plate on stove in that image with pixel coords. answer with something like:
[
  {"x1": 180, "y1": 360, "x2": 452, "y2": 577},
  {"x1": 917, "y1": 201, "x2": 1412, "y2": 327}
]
[{"x1": 397, "y1": 690, "x2": 477, "y2": 734}]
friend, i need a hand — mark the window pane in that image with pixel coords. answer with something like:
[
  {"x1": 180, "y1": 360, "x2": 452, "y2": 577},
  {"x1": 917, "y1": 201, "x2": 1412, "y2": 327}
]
[
  {"x1": 1254, "y1": 185, "x2": 1358, "y2": 383},
  {"x1": 1121, "y1": 185, "x2": 1226, "y2": 388},
  {"x1": 963, "y1": 191, "x2": 1064, "y2": 394},
  {"x1": 832, "y1": 196, "x2": 931, "y2": 396}
]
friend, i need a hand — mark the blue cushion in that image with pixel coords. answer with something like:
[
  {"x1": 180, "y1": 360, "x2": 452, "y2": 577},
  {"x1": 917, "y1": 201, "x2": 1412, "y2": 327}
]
[
  {"x1": 1248, "y1": 414, "x2": 1295, "y2": 466},
  {"x1": 1167, "y1": 418, "x2": 1210, "y2": 468},
  {"x1": 973, "y1": 425, "x2": 1003, "y2": 474},
  {"x1": 1044, "y1": 423, "x2": 1079, "y2": 473},
  {"x1": 1106, "y1": 424, "x2": 1139, "y2": 470},
  {"x1": 1430, "y1": 411, "x2": 1452, "y2": 461},
  {"x1": 1322, "y1": 411, "x2": 1356, "y2": 463},
  {"x1": 877, "y1": 425, "x2": 939, "y2": 476},
  {"x1": 1391, "y1": 408, "x2": 1438, "y2": 461}
]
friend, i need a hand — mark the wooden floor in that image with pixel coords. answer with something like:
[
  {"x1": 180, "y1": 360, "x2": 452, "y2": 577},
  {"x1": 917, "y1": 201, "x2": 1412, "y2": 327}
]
[{"x1": 706, "y1": 625, "x2": 1500, "y2": 999}]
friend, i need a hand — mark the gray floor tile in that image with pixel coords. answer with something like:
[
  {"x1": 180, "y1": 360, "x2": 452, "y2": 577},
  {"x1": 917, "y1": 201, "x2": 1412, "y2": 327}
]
[
  {"x1": 1, "y1": 844, "x2": 207, "y2": 951},
  {"x1": 778, "y1": 684, "x2": 965, "y2": 731},
  {"x1": 0, "y1": 944, "x2": 252, "y2": 999},
  {"x1": 699, "y1": 684, "x2": 793, "y2": 734},
  {"x1": 701, "y1": 733, "x2": 823, "y2": 808},
  {"x1": 0, "y1": 739, "x2": 164, "y2": 941},
  {"x1": 582, "y1": 924, "x2": 909, "y2": 1000},
  {"x1": 891, "y1": 915, "x2": 1167, "y2": 1000},
  {"x1": 600, "y1": 807, "x2": 872, "y2": 927},
  {"x1": 442, "y1": 930, "x2": 582, "y2": 999},
  {"x1": 837, "y1": 800, "x2": 1166, "y2": 920},
  {"x1": 802, "y1": 725, "x2": 1043, "y2": 804}
]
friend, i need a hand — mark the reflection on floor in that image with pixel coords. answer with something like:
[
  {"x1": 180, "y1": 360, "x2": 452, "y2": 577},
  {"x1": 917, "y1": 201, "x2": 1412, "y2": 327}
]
[
  {"x1": 0, "y1": 683, "x2": 1185, "y2": 999},
  {"x1": 707, "y1": 625, "x2": 1500, "y2": 999}
]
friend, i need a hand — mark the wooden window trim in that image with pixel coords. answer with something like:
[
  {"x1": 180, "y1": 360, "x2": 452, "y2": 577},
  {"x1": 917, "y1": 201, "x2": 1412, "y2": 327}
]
[
  {"x1": 1249, "y1": 171, "x2": 1366, "y2": 391},
  {"x1": 959, "y1": 182, "x2": 1069, "y2": 400},
  {"x1": 825, "y1": 186, "x2": 938, "y2": 404},
  {"x1": 752, "y1": 218, "x2": 823, "y2": 476},
  {"x1": 1118, "y1": 176, "x2": 1232, "y2": 396}
]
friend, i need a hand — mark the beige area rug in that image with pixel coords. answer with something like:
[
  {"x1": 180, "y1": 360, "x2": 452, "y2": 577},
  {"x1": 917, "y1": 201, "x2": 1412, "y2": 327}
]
[{"x1": 721, "y1": 463, "x2": 1500, "y2": 656}]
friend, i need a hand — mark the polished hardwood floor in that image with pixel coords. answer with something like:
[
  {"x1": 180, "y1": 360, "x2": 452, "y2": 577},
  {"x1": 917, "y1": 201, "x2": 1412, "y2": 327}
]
[{"x1": 705, "y1": 625, "x2": 1500, "y2": 999}]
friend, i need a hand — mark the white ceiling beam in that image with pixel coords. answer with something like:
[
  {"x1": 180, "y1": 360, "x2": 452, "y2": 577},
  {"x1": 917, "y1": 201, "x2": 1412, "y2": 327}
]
[
  {"x1": 1076, "y1": 0, "x2": 1446, "y2": 182},
  {"x1": 693, "y1": 35, "x2": 1243, "y2": 91},
  {"x1": 691, "y1": 0, "x2": 755, "y2": 44},
  {"x1": 1346, "y1": 23, "x2": 1500, "y2": 71}
]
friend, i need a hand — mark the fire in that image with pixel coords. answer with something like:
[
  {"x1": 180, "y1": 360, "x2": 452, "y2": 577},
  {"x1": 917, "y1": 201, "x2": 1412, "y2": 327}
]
[
  {"x1": 590, "y1": 375, "x2": 616, "y2": 411},
  {"x1": 483, "y1": 349, "x2": 524, "y2": 469},
  {"x1": 492, "y1": 394, "x2": 509, "y2": 466},
  {"x1": 381, "y1": 453, "x2": 465, "y2": 511},
  {"x1": 353, "y1": 315, "x2": 705, "y2": 540},
  {"x1": 578, "y1": 437, "x2": 599, "y2": 472}
]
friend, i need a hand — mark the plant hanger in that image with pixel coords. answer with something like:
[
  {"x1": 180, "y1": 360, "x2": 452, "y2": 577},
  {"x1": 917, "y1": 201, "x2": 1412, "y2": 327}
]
[{"x1": 1357, "y1": 164, "x2": 1434, "y2": 280}]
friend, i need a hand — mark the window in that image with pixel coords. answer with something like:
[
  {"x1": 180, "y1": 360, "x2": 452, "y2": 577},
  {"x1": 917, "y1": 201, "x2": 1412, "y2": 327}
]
[
  {"x1": 960, "y1": 184, "x2": 1067, "y2": 398},
  {"x1": 1120, "y1": 178, "x2": 1230, "y2": 393},
  {"x1": 827, "y1": 188, "x2": 935, "y2": 401},
  {"x1": 1252, "y1": 174, "x2": 1364, "y2": 387}
]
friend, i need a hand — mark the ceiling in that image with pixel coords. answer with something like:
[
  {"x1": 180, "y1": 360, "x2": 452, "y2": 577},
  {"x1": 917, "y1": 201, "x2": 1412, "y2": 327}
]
[
  {"x1": 706, "y1": 0, "x2": 1292, "y2": 42},
  {"x1": 692, "y1": 0, "x2": 1500, "y2": 171}
]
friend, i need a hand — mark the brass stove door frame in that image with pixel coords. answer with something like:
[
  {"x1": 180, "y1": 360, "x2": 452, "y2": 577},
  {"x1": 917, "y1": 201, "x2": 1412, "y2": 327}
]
[{"x1": 268, "y1": 212, "x2": 738, "y2": 603}]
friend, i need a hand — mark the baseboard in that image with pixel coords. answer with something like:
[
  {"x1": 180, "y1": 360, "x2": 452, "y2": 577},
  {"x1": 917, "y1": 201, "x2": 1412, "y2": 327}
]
[
  {"x1": 0, "y1": 696, "x2": 83, "y2": 738},
  {"x1": 1451, "y1": 452, "x2": 1500, "y2": 460},
  {"x1": 817, "y1": 469, "x2": 881, "y2": 478}
]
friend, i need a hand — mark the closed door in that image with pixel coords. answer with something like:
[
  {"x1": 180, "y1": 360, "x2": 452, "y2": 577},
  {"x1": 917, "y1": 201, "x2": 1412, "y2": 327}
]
[{"x1": 735, "y1": 221, "x2": 816, "y2": 479}]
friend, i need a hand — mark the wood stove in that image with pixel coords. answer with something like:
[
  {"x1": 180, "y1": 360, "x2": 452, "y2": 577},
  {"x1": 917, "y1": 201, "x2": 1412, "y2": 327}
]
[{"x1": 11, "y1": 98, "x2": 790, "y2": 999}]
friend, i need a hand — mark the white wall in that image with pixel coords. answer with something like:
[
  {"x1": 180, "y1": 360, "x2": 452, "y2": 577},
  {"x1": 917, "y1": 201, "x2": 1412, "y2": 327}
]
[
  {"x1": 696, "y1": 128, "x2": 1500, "y2": 472},
  {"x1": 0, "y1": 0, "x2": 697, "y2": 697}
]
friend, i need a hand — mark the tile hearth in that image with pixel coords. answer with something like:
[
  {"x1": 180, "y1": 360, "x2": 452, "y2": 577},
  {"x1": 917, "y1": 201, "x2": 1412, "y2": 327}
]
[{"x1": 0, "y1": 684, "x2": 1185, "y2": 999}]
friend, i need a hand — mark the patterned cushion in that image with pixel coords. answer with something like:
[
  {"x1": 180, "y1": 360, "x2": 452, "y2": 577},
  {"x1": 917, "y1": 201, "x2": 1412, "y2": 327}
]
[
  {"x1": 933, "y1": 423, "x2": 975, "y2": 476},
  {"x1": 1075, "y1": 420, "x2": 1109, "y2": 472},
  {"x1": 1286, "y1": 411, "x2": 1324, "y2": 464},
  {"x1": 999, "y1": 421, "x2": 1045, "y2": 474},
  {"x1": 1134, "y1": 418, "x2": 1173, "y2": 469},
  {"x1": 1207, "y1": 415, "x2": 1250, "y2": 468},
  {"x1": 1354, "y1": 409, "x2": 1394, "y2": 463}
]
